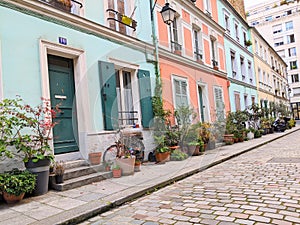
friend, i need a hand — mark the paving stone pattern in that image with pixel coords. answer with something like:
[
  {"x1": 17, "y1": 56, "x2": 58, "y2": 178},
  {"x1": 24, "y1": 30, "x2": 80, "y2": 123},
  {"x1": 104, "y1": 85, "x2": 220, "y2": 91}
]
[{"x1": 82, "y1": 130, "x2": 300, "y2": 225}]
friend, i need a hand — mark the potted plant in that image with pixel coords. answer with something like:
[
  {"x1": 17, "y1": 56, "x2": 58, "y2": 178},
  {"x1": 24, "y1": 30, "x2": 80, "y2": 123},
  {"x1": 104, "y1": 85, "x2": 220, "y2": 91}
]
[
  {"x1": 245, "y1": 40, "x2": 252, "y2": 46},
  {"x1": 54, "y1": 161, "x2": 65, "y2": 184},
  {"x1": 49, "y1": 0, "x2": 72, "y2": 12},
  {"x1": 188, "y1": 137, "x2": 204, "y2": 156},
  {"x1": 103, "y1": 160, "x2": 112, "y2": 171},
  {"x1": 165, "y1": 126, "x2": 180, "y2": 151},
  {"x1": 170, "y1": 148, "x2": 188, "y2": 161},
  {"x1": 0, "y1": 169, "x2": 36, "y2": 204},
  {"x1": 116, "y1": 147, "x2": 136, "y2": 176},
  {"x1": 154, "y1": 135, "x2": 171, "y2": 163},
  {"x1": 10, "y1": 97, "x2": 59, "y2": 196},
  {"x1": 112, "y1": 165, "x2": 121, "y2": 178},
  {"x1": 134, "y1": 159, "x2": 142, "y2": 172}
]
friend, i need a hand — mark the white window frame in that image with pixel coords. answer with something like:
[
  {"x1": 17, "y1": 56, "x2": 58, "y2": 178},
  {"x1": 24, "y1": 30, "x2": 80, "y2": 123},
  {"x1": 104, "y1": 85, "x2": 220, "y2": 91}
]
[
  {"x1": 172, "y1": 75, "x2": 190, "y2": 109},
  {"x1": 231, "y1": 50, "x2": 237, "y2": 77},
  {"x1": 223, "y1": 10, "x2": 230, "y2": 33},
  {"x1": 192, "y1": 27, "x2": 203, "y2": 61},
  {"x1": 248, "y1": 60, "x2": 253, "y2": 83},
  {"x1": 285, "y1": 21, "x2": 293, "y2": 31},
  {"x1": 204, "y1": 0, "x2": 212, "y2": 16},
  {"x1": 234, "y1": 22, "x2": 239, "y2": 42},
  {"x1": 213, "y1": 86, "x2": 225, "y2": 120}
]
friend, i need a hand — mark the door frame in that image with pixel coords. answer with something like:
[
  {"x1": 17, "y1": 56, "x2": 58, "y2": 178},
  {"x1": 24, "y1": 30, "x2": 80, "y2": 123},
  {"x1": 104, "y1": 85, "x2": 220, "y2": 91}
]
[
  {"x1": 197, "y1": 81, "x2": 210, "y2": 122},
  {"x1": 39, "y1": 39, "x2": 88, "y2": 160}
]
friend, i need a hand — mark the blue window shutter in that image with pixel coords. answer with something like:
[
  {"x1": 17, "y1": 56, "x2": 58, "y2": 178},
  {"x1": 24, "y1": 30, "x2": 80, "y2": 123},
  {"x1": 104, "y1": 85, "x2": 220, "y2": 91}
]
[
  {"x1": 98, "y1": 61, "x2": 118, "y2": 130},
  {"x1": 137, "y1": 69, "x2": 153, "y2": 128}
]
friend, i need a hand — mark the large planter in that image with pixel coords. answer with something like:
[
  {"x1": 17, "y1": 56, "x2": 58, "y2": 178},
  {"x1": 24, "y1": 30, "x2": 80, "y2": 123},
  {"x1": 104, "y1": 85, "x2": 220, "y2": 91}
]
[
  {"x1": 55, "y1": 175, "x2": 64, "y2": 184},
  {"x1": 3, "y1": 192, "x2": 25, "y2": 204},
  {"x1": 88, "y1": 152, "x2": 102, "y2": 165},
  {"x1": 155, "y1": 152, "x2": 170, "y2": 163},
  {"x1": 223, "y1": 134, "x2": 234, "y2": 144},
  {"x1": 116, "y1": 157, "x2": 135, "y2": 176},
  {"x1": 25, "y1": 158, "x2": 51, "y2": 196}
]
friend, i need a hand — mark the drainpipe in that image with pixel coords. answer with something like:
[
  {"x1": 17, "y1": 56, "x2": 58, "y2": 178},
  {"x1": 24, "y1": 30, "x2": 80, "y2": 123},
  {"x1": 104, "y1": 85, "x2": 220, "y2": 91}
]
[{"x1": 149, "y1": 0, "x2": 162, "y2": 97}]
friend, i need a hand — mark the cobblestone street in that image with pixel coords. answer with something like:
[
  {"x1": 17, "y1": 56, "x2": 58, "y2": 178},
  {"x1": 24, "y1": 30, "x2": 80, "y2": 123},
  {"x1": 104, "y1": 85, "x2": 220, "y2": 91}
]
[{"x1": 82, "y1": 130, "x2": 300, "y2": 225}]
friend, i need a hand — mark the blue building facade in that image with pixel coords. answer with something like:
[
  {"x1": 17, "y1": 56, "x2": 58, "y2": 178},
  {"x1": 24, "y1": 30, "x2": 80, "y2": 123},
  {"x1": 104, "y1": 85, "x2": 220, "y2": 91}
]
[{"x1": 217, "y1": 0, "x2": 258, "y2": 112}]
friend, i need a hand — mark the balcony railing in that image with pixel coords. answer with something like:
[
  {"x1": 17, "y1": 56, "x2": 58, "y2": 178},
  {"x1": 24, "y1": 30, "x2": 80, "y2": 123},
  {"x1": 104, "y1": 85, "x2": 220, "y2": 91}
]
[
  {"x1": 194, "y1": 48, "x2": 203, "y2": 61},
  {"x1": 39, "y1": 0, "x2": 83, "y2": 14},
  {"x1": 171, "y1": 41, "x2": 182, "y2": 53},
  {"x1": 106, "y1": 9, "x2": 137, "y2": 31}
]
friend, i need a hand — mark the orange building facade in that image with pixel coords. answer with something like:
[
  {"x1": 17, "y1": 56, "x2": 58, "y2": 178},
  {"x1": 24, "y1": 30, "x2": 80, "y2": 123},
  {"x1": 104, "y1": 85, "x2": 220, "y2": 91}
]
[{"x1": 155, "y1": 0, "x2": 230, "y2": 122}]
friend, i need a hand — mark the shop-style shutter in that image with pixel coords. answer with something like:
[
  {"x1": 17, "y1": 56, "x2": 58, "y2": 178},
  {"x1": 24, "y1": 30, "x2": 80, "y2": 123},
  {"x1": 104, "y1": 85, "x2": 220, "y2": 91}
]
[
  {"x1": 98, "y1": 61, "x2": 118, "y2": 130},
  {"x1": 137, "y1": 69, "x2": 153, "y2": 128}
]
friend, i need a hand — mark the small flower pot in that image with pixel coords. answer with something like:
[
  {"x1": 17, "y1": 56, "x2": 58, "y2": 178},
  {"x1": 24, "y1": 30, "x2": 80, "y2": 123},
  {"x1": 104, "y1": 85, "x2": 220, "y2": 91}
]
[
  {"x1": 89, "y1": 152, "x2": 102, "y2": 165},
  {"x1": 155, "y1": 152, "x2": 170, "y2": 163},
  {"x1": 55, "y1": 175, "x2": 64, "y2": 184},
  {"x1": 112, "y1": 169, "x2": 122, "y2": 178}
]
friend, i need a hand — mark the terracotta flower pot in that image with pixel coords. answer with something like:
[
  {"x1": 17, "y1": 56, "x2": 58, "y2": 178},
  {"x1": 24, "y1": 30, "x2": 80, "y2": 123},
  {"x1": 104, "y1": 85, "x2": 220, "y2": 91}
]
[
  {"x1": 112, "y1": 169, "x2": 122, "y2": 178},
  {"x1": 155, "y1": 152, "x2": 170, "y2": 163},
  {"x1": 3, "y1": 192, "x2": 25, "y2": 204},
  {"x1": 89, "y1": 152, "x2": 102, "y2": 165}
]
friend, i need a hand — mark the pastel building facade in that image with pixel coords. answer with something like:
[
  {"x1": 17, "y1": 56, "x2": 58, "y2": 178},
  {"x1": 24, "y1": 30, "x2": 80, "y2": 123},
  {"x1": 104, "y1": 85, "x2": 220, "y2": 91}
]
[
  {"x1": 247, "y1": 0, "x2": 299, "y2": 118},
  {"x1": 250, "y1": 27, "x2": 289, "y2": 115},
  {"x1": 217, "y1": 0, "x2": 257, "y2": 112},
  {"x1": 153, "y1": 0, "x2": 230, "y2": 123},
  {"x1": 0, "y1": 0, "x2": 157, "y2": 165}
]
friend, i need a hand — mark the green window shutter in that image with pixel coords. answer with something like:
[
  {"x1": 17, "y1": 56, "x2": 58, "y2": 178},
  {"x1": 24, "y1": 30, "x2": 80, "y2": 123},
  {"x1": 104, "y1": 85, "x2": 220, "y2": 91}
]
[
  {"x1": 137, "y1": 69, "x2": 153, "y2": 128},
  {"x1": 98, "y1": 61, "x2": 118, "y2": 130}
]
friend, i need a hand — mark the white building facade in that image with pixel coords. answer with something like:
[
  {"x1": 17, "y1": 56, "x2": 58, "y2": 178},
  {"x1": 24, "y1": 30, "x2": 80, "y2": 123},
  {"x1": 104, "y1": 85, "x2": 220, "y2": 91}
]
[{"x1": 247, "y1": 0, "x2": 300, "y2": 119}]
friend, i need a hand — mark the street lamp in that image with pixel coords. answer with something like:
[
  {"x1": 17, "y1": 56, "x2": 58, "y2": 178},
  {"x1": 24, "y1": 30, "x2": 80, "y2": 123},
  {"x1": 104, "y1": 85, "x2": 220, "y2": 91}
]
[{"x1": 160, "y1": 3, "x2": 176, "y2": 25}]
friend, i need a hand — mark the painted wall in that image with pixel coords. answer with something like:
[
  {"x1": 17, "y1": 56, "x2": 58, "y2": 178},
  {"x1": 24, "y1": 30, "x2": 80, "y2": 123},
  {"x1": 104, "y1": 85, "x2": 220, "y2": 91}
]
[
  {"x1": 0, "y1": 6, "x2": 155, "y2": 132},
  {"x1": 159, "y1": 57, "x2": 230, "y2": 122}
]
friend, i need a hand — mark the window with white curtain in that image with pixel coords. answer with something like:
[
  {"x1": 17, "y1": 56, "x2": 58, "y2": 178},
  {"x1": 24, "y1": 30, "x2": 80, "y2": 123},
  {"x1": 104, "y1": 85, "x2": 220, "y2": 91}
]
[{"x1": 173, "y1": 77, "x2": 189, "y2": 108}]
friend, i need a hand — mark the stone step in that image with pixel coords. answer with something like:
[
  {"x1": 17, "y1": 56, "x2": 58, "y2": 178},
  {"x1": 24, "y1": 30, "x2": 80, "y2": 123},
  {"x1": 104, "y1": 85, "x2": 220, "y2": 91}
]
[
  {"x1": 63, "y1": 164, "x2": 104, "y2": 180},
  {"x1": 50, "y1": 171, "x2": 112, "y2": 191},
  {"x1": 64, "y1": 159, "x2": 89, "y2": 169}
]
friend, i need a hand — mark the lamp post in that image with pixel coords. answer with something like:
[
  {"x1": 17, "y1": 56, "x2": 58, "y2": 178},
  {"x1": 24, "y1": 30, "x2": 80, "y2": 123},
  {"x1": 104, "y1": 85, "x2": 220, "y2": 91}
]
[
  {"x1": 149, "y1": 1, "x2": 177, "y2": 100},
  {"x1": 160, "y1": 3, "x2": 176, "y2": 52}
]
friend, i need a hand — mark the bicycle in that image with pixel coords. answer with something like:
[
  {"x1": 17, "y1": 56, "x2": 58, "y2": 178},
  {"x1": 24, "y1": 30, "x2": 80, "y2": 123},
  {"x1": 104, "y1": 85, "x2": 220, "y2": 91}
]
[{"x1": 103, "y1": 127, "x2": 145, "y2": 163}]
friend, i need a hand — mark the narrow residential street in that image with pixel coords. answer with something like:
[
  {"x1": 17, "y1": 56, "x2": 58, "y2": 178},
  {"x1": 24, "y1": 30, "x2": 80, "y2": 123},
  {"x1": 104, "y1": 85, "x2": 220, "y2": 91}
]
[{"x1": 81, "y1": 130, "x2": 300, "y2": 225}]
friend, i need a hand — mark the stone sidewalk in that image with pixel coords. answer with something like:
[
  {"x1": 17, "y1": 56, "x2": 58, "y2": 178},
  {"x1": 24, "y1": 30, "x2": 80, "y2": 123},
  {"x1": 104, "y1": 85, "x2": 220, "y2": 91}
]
[{"x1": 0, "y1": 126, "x2": 299, "y2": 225}]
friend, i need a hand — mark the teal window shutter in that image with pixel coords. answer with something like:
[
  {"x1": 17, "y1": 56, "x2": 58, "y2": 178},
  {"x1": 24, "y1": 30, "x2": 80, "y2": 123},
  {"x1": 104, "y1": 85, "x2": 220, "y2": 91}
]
[
  {"x1": 98, "y1": 61, "x2": 118, "y2": 130},
  {"x1": 137, "y1": 69, "x2": 153, "y2": 128}
]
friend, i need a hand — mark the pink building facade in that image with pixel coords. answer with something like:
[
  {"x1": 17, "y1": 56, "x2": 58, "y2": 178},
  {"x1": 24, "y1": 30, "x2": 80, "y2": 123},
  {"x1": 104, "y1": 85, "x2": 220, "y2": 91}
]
[{"x1": 155, "y1": 0, "x2": 230, "y2": 123}]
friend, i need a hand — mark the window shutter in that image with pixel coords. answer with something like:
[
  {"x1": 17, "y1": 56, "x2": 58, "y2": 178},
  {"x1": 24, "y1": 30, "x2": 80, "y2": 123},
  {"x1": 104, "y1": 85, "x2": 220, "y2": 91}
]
[
  {"x1": 214, "y1": 87, "x2": 224, "y2": 118},
  {"x1": 137, "y1": 69, "x2": 153, "y2": 128},
  {"x1": 99, "y1": 61, "x2": 118, "y2": 130}
]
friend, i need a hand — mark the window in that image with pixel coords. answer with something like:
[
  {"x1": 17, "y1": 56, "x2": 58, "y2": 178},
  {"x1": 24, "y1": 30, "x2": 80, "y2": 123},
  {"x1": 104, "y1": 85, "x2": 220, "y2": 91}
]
[
  {"x1": 231, "y1": 51, "x2": 237, "y2": 77},
  {"x1": 286, "y1": 10, "x2": 292, "y2": 16},
  {"x1": 244, "y1": 95, "x2": 248, "y2": 109},
  {"x1": 248, "y1": 61, "x2": 253, "y2": 83},
  {"x1": 255, "y1": 40, "x2": 258, "y2": 54},
  {"x1": 291, "y1": 74, "x2": 299, "y2": 83},
  {"x1": 211, "y1": 37, "x2": 218, "y2": 67},
  {"x1": 171, "y1": 18, "x2": 181, "y2": 52},
  {"x1": 234, "y1": 23, "x2": 239, "y2": 41},
  {"x1": 240, "y1": 57, "x2": 246, "y2": 80},
  {"x1": 41, "y1": 0, "x2": 82, "y2": 15},
  {"x1": 224, "y1": 13, "x2": 230, "y2": 33},
  {"x1": 274, "y1": 37, "x2": 284, "y2": 47},
  {"x1": 288, "y1": 47, "x2": 297, "y2": 57},
  {"x1": 108, "y1": 0, "x2": 127, "y2": 34},
  {"x1": 173, "y1": 78, "x2": 188, "y2": 108},
  {"x1": 214, "y1": 86, "x2": 224, "y2": 119},
  {"x1": 293, "y1": 87, "x2": 300, "y2": 96},
  {"x1": 204, "y1": 0, "x2": 212, "y2": 15},
  {"x1": 287, "y1": 34, "x2": 295, "y2": 43},
  {"x1": 242, "y1": 31, "x2": 247, "y2": 47},
  {"x1": 193, "y1": 29, "x2": 203, "y2": 61},
  {"x1": 290, "y1": 61, "x2": 298, "y2": 70},
  {"x1": 234, "y1": 92, "x2": 241, "y2": 111},
  {"x1": 286, "y1": 21, "x2": 293, "y2": 31},
  {"x1": 272, "y1": 24, "x2": 282, "y2": 34},
  {"x1": 251, "y1": 96, "x2": 255, "y2": 105},
  {"x1": 116, "y1": 70, "x2": 135, "y2": 126},
  {"x1": 265, "y1": 16, "x2": 272, "y2": 21}
]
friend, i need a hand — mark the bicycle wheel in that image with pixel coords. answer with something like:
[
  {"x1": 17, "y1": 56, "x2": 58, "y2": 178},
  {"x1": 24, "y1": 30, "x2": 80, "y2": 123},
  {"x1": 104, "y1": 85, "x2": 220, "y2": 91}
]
[{"x1": 103, "y1": 145, "x2": 118, "y2": 163}]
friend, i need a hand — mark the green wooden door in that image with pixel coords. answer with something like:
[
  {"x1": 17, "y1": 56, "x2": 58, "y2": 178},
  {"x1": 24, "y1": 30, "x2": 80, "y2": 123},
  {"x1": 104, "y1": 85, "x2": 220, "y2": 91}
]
[{"x1": 48, "y1": 55, "x2": 79, "y2": 154}]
